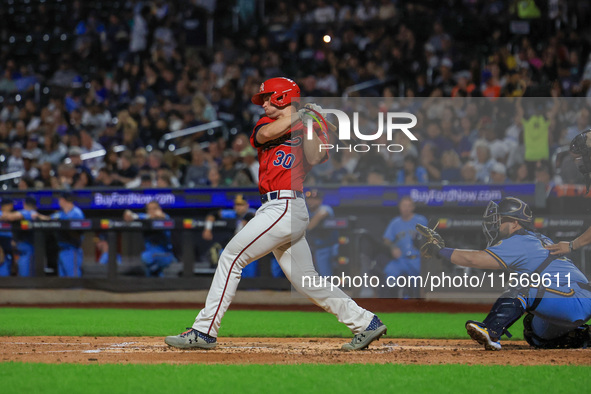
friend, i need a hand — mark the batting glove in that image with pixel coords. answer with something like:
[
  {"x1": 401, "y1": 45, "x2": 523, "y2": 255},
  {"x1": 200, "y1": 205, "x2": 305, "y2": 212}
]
[
  {"x1": 304, "y1": 103, "x2": 326, "y2": 117},
  {"x1": 297, "y1": 108, "x2": 315, "y2": 123}
]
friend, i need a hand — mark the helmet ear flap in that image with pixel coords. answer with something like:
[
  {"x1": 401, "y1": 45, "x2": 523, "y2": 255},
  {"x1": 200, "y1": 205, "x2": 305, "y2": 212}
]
[{"x1": 270, "y1": 92, "x2": 288, "y2": 107}]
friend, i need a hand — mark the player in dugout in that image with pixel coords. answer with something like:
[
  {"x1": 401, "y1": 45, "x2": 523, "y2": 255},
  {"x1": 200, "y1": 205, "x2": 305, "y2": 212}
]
[
  {"x1": 124, "y1": 200, "x2": 177, "y2": 277},
  {"x1": 0, "y1": 196, "x2": 50, "y2": 276},
  {"x1": 51, "y1": 191, "x2": 86, "y2": 277}
]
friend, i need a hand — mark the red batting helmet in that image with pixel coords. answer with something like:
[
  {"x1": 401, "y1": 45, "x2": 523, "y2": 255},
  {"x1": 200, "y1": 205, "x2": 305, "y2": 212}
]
[{"x1": 251, "y1": 77, "x2": 300, "y2": 107}]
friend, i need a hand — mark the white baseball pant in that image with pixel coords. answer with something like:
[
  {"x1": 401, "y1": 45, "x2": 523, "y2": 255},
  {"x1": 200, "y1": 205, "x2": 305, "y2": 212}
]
[{"x1": 192, "y1": 195, "x2": 374, "y2": 337}]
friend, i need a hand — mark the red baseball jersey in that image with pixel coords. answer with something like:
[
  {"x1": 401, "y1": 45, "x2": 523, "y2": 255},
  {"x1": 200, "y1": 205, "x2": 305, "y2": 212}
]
[{"x1": 250, "y1": 116, "x2": 329, "y2": 194}]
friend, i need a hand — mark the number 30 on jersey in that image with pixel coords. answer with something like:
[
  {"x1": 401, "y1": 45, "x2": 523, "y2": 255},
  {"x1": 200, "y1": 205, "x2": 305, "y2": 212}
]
[{"x1": 273, "y1": 150, "x2": 295, "y2": 169}]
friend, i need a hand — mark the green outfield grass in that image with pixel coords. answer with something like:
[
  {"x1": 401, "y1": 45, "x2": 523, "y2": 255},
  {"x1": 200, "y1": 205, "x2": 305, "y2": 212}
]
[
  {"x1": 2, "y1": 363, "x2": 589, "y2": 394},
  {"x1": 0, "y1": 308, "x2": 523, "y2": 339}
]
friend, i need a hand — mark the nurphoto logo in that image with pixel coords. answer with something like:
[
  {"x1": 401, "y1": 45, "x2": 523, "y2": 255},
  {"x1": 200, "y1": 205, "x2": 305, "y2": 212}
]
[{"x1": 304, "y1": 109, "x2": 418, "y2": 153}]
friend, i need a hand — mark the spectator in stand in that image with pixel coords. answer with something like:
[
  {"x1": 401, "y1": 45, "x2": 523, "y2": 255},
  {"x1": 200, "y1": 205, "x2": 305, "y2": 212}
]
[
  {"x1": 489, "y1": 162, "x2": 508, "y2": 184},
  {"x1": 471, "y1": 140, "x2": 498, "y2": 183},
  {"x1": 219, "y1": 150, "x2": 239, "y2": 186},
  {"x1": 184, "y1": 143, "x2": 210, "y2": 187},
  {"x1": 115, "y1": 150, "x2": 139, "y2": 185},
  {"x1": 422, "y1": 122, "x2": 454, "y2": 152},
  {"x1": 451, "y1": 71, "x2": 476, "y2": 97},
  {"x1": 21, "y1": 152, "x2": 39, "y2": 180},
  {"x1": 67, "y1": 146, "x2": 93, "y2": 187},
  {"x1": 79, "y1": 128, "x2": 105, "y2": 172},
  {"x1": 98, "y1": 120, "x2": 121, "y2": 149},
  {"x1": 156, "y1": 169, "x2": 174, "y2": 188},
  {"x1": 460, "y1": 162, "x2": 478, "y2": 184},
  {"x1": 440, "y1": 150, "x2": 462, "y2": 183},
  {"x1": 39, "y1": 134, "x2": 68, "y2": 166},
  {"x1": 535, "y1": 160, "x2": 561, "y2": 190},
  {"x1": 435, "y1": 58, "x2": 456, "y2": 97},
  {"x1": 239, "y1": 146, "x2": 259, "y2": 184},
  {"x1": 35, "y1": 162, "x2": 57, "y2": 189},
  {"x1": 7, "y1": 143, "x2": 25, "y2": 174},
  {"x1": 520, "y1": 101, "x2": 556, "y2": 168},
  {"x1": 428, "y1": 21, "x2": 451, "y2": 54},
  {"x1": 102, "y1": 148, "x2": 119, "y2": 173},
  {"x1": 508, "y1": 163, "x2": 530, "y2": 183},
  {"x1": 95, "y1": 167, "x2": 124, "y2": 187},
  {"x1": 24, "y1": 134, "x2": 42, "y2": 158},
  {"x1": 420, "y1": 143, "x2": 441, "y2": 182},
  {"x1": 481, "y1": 68, "x2": 501, "y2": 98},
  {"x1": 138, "y1": 172, "x2": 154, "y2": 188},
  {"x1": 564, "y1": 108, "x2": 591, "y2": 144},
  {"x1": 397, "y1": 155, "x2": 428, "y2": 184}
]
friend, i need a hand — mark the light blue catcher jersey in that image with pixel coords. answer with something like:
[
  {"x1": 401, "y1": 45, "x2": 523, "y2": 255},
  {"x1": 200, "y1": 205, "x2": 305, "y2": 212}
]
[
  {"x1": 485, "y1": 230, "x2": 589, "y2": 287},
  {"x1": 383, "y1": 214, "x2": 428, "y2": 257}
]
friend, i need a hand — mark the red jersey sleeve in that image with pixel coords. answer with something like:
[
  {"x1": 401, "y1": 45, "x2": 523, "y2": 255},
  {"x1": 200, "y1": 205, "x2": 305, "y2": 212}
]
[{"x1": 250, "y1": 116, "x2": 274, "y2": 148}]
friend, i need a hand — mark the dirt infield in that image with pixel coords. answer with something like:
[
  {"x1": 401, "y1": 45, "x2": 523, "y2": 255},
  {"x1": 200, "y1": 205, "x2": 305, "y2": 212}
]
[{"x1": 2, "y1": 336, "x2": 589, "y2": 365}]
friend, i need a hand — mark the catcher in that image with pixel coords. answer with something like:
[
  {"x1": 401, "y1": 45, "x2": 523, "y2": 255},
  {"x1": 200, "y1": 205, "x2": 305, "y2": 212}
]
[{"x1": 417, "y1": 197, "x2": 591, "y2": 350}]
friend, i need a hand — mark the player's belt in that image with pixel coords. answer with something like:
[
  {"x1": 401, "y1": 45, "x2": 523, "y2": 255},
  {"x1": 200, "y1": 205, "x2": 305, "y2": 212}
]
[{"x1": 261, "y1": 190, "x2": 304, "y2": 204}]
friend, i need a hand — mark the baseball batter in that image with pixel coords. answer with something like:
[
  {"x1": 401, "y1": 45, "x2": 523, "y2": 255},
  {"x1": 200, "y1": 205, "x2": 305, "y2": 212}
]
[{"x1": 166, "y1": 77, "x2": 386, "y2": 350}]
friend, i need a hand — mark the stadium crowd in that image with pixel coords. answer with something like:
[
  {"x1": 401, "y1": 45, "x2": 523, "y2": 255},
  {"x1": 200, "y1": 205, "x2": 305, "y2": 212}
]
[{"x1": 0, "y1": 0, "x2": 590, "y2": 190}]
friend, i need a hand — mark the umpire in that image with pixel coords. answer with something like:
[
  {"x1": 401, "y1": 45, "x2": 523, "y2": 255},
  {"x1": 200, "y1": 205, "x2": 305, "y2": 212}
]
[{"x1": 547, "y1": 129, "x2": 591, "y2": 254}]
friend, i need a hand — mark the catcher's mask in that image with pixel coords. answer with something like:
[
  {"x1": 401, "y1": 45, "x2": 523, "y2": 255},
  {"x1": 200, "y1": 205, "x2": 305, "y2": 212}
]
[
  {"x1": 570, "y1": 129, "x2": 591, "y2": 191},
  {"x1": 482, "y1": 197, "x2": 533, "y2": 247}
]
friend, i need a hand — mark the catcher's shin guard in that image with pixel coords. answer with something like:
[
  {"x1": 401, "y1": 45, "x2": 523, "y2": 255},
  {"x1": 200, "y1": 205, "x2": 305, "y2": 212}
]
[
  {"x1": 523, "y1": 313, "x2": 591, "y2": 349},
  {"x1": 480, "y1": 289, "x2": 526, "y2": 339}
]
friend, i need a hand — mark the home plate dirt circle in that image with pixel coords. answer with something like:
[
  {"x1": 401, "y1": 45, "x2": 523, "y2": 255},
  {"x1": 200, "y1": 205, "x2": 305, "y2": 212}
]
[{"x1": 2, "y1": 337, "x2": 590, "y2": 365}]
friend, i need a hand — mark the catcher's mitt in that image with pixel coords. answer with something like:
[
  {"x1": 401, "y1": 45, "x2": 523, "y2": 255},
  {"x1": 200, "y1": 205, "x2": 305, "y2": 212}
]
[{"x1": 416, "y1": 222, "x2": 444, "y2": 258}]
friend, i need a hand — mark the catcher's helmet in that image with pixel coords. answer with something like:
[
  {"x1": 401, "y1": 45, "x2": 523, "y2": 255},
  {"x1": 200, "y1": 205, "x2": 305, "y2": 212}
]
[
  {"x1": 482, "y1": 197, "x2": 532, "y2": 247},
  {"x1": 251, "y1": 77, "x2": 300, "y2": 107}
]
